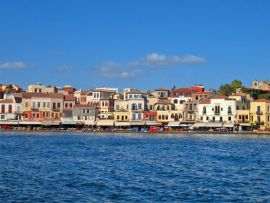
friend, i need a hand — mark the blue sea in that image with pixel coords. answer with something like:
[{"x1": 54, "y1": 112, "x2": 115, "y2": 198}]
[{"x1": 0, "y1": 132, "x2": 270, "y2": 202}]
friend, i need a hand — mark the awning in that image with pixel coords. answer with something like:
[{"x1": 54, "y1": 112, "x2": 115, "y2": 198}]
[
  {"x1": 61, "y1": 120, "x2": 75, "y2": 125},
  {"x1": 193, "y1": 122, "x2": 208, "y2": 128},
  {"x1": 179, "y1": 123, "x2": 192, "y2": 127},
  {"x1": 223, "y1": 123, "x2": 235, "y2": 128},
  {"x1": 96, "y1": 120, "x2": 114, "y2": 126},
  {"x1": 145, "y1": 121, "x2": 162, "y2": 126},
  {"x1": 42, "y1": 120, "x2": 61, "y2": 126},
  {"x1": 206, "y1": 122, "x2": 223, "y2": 128},
  {"x1": 115, "y1": 122, "x2": 130, "y2": 126},
  {"x1": 168, "y1": 122, "x2": 181, "y2": 127},
  {"x1": 193, "y1": 122, "x2": 223, "y2": 128}
]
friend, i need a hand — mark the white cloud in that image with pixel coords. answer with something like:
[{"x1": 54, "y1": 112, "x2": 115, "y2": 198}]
[
  {"x1": 96, "y1": 53, "x2": 205, "y2": 79},
  {"x1": 0, "y1": 61, "x2": 26, "y2": 69},
  {"x1": 56, "y1": 65, "x2": 73, "y2": 72},
  {"x1": 99, "y1": 62, "x2": 142, "y2": 79},
  {"x1": 142, "y1": 53, "x2": 206, "y2": 66}
]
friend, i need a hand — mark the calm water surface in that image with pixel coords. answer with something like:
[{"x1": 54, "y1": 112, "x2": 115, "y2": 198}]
[{"x1": 0, "y1": 132, "x2": 270, "y2": 202}]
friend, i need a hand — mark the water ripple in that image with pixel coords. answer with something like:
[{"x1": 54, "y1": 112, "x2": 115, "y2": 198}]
[{"x1": 0, "y1": 132, "x2": 270, "y2": 202}]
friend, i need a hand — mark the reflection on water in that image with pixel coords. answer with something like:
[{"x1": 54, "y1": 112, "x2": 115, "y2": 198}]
[{"x1": 0, "y1": 132, "x2": 270, "y2": 202}]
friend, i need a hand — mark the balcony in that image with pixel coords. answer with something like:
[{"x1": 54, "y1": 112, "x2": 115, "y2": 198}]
[
  {"x1": 214, "y1": 111, "x2": 220, "y2": 115},
  {"x1": 227, "y1": 111, "x2": 232, "y2": 115},
  {"x1": 256, "y1": 111, "x2": 263, "y2": 115}
]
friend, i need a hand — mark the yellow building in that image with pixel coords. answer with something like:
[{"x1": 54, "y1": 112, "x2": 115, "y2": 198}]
[
  {"x1": 114, "y1": 111, "x2": 130, "y2": 128},
  {"x1": 250, "y1": 99, "x2": 270, "y2": 130}
]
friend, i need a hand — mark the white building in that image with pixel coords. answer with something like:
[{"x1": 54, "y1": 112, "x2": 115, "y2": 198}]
[
  {"x1": 0, "y1": 93, "x2": 22, "y2": 121},
  {"x1": 197, "y1": 95, "x2": 239, "y2": 124}
]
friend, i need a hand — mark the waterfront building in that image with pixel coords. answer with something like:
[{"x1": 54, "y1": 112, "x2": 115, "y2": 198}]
[
  {"x1": 182, "y1": 100, "x2": 198, "y2": 124},
  {"x1": 72, "y1": 104, "x2": 96, "y2": 126},
  {"x1": 96, "y1": 112, "x2": 114, "y2": 128},
  {"x1": 123, "y1": 89, "x2": 145, "y2": 126},
  {"x1": 20, "y1": 92, "x2": 64, "y2": 125},
  {"x1": 250, "y1": 99, "x2": 270, "y2": 130},
  {"x1": 87, "y1": 89, "x2": 116, "y2": 113},
  {"x1": 197, "y1": 95, "x2": 240, "y2": 129},
  {"x1": 61, "y1": 94, "x2": 76, "y2": 125},
  {"x1": 154, "y1": 100, "x2": 176, "y2": 125},
  {"x1": 114, "y1": 110, "x2": 130, "y2": 128},
  {"x1": 0, "y1": 93, "x2": 22, "y2": 121}
]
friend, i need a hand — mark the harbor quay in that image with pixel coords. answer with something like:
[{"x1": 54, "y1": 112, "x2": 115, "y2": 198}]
[{"x1": 0, "y1": 80, "x2": 270, "y2": 133}]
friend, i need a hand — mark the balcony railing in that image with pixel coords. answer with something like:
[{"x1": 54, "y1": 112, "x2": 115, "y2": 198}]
[
  {"x1": 214, "y1": 112, "x2": 220, "y2": 115},
  {"x1": 256, "y1": 111, "x2": 263, "y2": 115}
]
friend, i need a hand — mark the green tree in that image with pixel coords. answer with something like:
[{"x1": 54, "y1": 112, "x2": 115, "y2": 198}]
[
  {"x1": 219, "y1": 83, "x2": 233, "y2": 96},
  {"x1": 231, "y1": 80, "x2": 242, "y2": 93}
]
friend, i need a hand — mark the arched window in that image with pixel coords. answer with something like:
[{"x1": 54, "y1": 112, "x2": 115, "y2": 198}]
[
  {"x1": 8, "y1": 105, "x2": 12, "y2": 113},
  {"x1": 203, "y1": 106, "x2": 206, "y2": 114},
  {"x1": 173, "y1": 99, "x2": 178, "y2": 104},
  {"x1": 228, "y1": 106, "x2": 232, "y2": 113}
]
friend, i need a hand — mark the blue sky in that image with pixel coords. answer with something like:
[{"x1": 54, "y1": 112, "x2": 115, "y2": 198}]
[{"x1": 0, "y1": 0, "x2": 269, "y2": 91}]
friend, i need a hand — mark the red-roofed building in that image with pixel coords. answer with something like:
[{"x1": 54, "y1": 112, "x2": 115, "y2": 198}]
[{"x1": 171, "y1": 86, "x2": 204, "y2": 97}]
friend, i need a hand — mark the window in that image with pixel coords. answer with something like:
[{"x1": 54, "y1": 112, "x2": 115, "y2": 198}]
[
  {"x1": 117, "y1": 115, "x2": 120, "y2": 119},
  {"x1": 132, "y1": 113, "x2": 136, "y2": 120},
  {"x1": 38, "y1": 102, "x2": 40, "y2": 108},
  {"x1": 43, "y1": 102, "x2": 46, "y2": 108},
  {"x1": 116, "y1": 105, "x2": 119, "y2": 110},
  {"x1": 228, "y1": 106, "x2": 232, "y2": 114},
  {"x1": 228, "y1": 117, "x2": 231, "y2": 121},
  {"x1": 65, "y1": 103, "x2": 68, "y2": 108},
  {"x1": 57, "y1": 103, "x2": 60, "y2": 108},
  {"x1": 138, "y1": 103, "x2": 142, "y2": 110},
  {"x1": 8, "y1": 105, "x2": 12, "y2": 113},
  {"x1": 158, "y1": 115, "x2": 161, "y2": 119},
  {"x1": 25, "y1": 102, "x2": 28, "y2": 108},
  {"x1": 206, "y1": 116, "x2": 209, "y2": 120},
  {"x1": 138, "y1": 113, "x2": 142, "y2": 120},
  {"x1": 173, "y1": 99, "x2": 178, "y2": 104},
  {"x1": 203, "y1": 107, "x2": 206, "y2": 114},
  {"x1": 220, "y1": 117, "x2": 223, "y2": 121}
]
